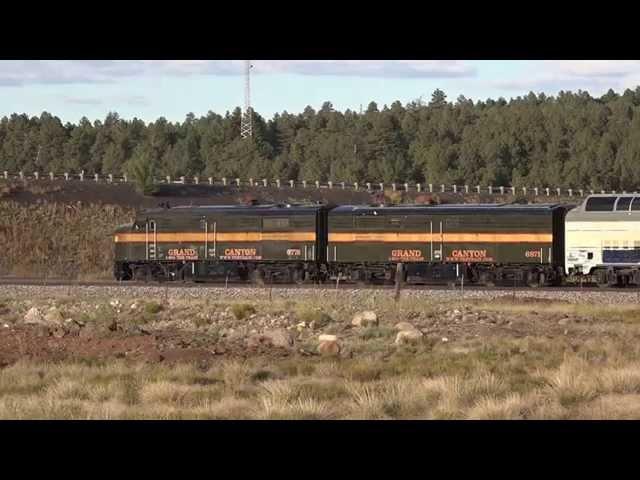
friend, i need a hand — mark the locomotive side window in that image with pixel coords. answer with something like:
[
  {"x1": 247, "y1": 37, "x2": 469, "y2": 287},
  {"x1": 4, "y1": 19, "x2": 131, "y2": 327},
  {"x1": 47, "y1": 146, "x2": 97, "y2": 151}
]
[
  {"x1": 263, "y1": 218, "x2": 290, "y2": 229},
  {"x1": 632, "y1": 198, "x2": 640, "y2": 211},
  {"x1": 615, "y1": 197, "x2": 633, "y2": 211},
  {"x1": 585, "y1": 197, "x2": 616, "y2": 212}
]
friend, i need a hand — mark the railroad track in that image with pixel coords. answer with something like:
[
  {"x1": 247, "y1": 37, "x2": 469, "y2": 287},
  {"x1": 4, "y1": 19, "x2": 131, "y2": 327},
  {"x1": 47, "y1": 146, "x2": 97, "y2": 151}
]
[{"x1": 0, "y1": 276, "x2": 623, "y2": 292}]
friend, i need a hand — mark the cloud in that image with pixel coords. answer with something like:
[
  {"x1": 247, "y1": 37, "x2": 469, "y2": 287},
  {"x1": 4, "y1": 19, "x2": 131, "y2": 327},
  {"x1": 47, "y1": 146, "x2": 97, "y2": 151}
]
[
  {"x1": 63, "y1": 96, "x2": 103, "y2": 105},
  {"x1": 62, "y1": 94, "x2": 149, "y2": 107},
  {"x1": 0, "y1": 60, "x2": 476, "y2": 86},
  {"x1": 493, "y1": 60, "x2": 640, "y2": 95}
]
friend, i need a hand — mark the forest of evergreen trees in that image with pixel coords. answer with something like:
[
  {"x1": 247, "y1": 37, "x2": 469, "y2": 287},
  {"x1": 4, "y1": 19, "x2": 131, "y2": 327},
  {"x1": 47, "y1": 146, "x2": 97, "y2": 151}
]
[{"x1": 2, "y1": 87, "x2": 640, "y2": 190}]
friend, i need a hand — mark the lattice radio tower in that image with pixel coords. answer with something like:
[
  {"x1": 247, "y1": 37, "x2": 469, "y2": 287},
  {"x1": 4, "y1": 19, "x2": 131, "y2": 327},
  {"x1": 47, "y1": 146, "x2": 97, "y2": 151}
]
[{"x1": 240, "y1": 60, "x2": 253, "y2": 139}]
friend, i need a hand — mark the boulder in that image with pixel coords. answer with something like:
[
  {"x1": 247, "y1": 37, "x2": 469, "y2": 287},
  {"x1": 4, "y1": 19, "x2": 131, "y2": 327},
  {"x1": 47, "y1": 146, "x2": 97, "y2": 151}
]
[
  {"x1": 264, "y1": 329, "x2": 294, "y2": 348},
  {"x1": 247, "y1": 329, "x2": 294, "y2": 349},
  {"x1": 352, "y1": 311, "x2": 378, "y2": 328},
  {"x1": 44, "y1": 307, "x2": 64, "y2": 325},
  {"x1": 318, "y1": 340, "x2": 340, "y2": 356},
  {"x1": 318, "y1": 334, "x2": 337, "y2": 342},
  {"x1": 24, "y1": 307, "x2": 46, "y2": 326},
  {"x1": 394, "y1": 329, "x2": 424, "y2": 345},
  {"x1": 394, "y1": 321, "x2": 418, "y2": 332}
]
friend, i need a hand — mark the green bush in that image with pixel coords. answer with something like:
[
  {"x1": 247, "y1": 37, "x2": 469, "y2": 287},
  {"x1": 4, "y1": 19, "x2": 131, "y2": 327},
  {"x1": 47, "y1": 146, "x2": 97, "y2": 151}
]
[
  {"x1": 231, "y1": 304, "x2": 256, "y2": 320},
  {"x1": 144, "y1": 302, "x2": 164, "y2": 315}
]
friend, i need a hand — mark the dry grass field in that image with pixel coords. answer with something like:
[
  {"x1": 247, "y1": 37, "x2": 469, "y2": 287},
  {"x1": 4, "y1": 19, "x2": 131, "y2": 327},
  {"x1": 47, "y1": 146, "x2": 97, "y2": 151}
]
[{"x1": 1, "y1": 287, "x2": 640, "y2": 419}]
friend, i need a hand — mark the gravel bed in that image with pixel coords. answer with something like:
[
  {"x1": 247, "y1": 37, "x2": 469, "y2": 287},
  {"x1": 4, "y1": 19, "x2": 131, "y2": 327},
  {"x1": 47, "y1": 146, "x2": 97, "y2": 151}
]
[{"x1": 1, "y1": 284, "x2": 639, "y2": 304}]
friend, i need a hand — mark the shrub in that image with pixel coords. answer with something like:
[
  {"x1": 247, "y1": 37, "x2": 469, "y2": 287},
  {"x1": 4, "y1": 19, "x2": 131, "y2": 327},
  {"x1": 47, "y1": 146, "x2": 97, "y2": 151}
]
[
  {"x1": 231, "y1": 304, "x2": 256, "y2": 320},
  {"x1": 144, "y1": 302, "x2": 164, "y2": 315}
]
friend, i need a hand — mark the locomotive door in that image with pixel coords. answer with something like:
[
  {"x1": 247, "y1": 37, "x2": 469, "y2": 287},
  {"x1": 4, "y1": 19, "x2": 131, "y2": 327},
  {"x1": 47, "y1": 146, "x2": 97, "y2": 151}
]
[
  {"x1": 202, "y1": 218, "x2": 217, "y2": 260},
  {"x1": 146, "y1": 220, "x2": 157, "y2": 260},
  {"x1": 428, "y1": 219, "x2": 443, "y2": 262}
]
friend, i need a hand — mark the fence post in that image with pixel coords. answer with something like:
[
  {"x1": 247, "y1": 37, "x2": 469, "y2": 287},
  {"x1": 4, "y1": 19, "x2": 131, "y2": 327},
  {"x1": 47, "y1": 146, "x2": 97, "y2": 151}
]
[
  {"x1": 354, "y1": 182, "x2": 359, "y2": 191},
  {"x1": 49, "y1": 172, "x2": 54, "y2": 181},
  {"x1": 123, "y1": 174, "x2": 127, "y2": 183},
  {"x1": 208, "y1": 177, "x2": 213, "y2": 185},
  {"x1": 166, "y1": 175, "x2": 171, "y2": 184},
  {"x1": 601, "y1": 190, "x2": 605, "y2": 194},
  {"x1": 499, "y1": 186, "x2": 504, "y2": 195},
  {"x1": 612, "y1": 190, "x2": 617, "y2": 195},
  {"x1": 465, "y1": 185, "x2": 469, "y2": 194},
  {"x1": 392, "y1": 183, "x2": 396, "y2": 192},
  {"x1": 180, "y1": 176, "x2": 185, "y2": 184},
  {"x1": 556, "y1": 188, "x2": 561, "y2": 196},
  {"x1": 94, "y1": 173, "x2": 99, "y2": 182},
  {"x1": 289, "y1": 180, "x2": 294, "y2": 188},
  {"x1": 405, "y1": 183, "x2": 409, "y2": 192},
  {"x1": 366, "y1": 182, "x2": 372, "y2": 191},
  {"x1": 545, "y1": 188, "x2": 550, "y2": 196},
  {"x1": 34, "y1": 172, "x2": 39, "y2": 180},
  {"x1": 441, "y1": 184, "x2": 445, "y2": 193},
  {"x1": 476, "y1": 185, "x2": 481, "y2": 194},
  {"x1": 303, "y1": 180, "x2": 307, "y2": 188},
  {"x1": 235, "y1": 178, "x2": 240, "y2": 187},
  {"x1": 488, "y1": 186, "x2": 493, "y2": 194},
  {"x1": 316, "y1": 180, "x2": 320, "y2": 189},
  {"x1": 108, "y1": 174, "x2": 113, "y2": 183},
  {"x1": 379, "y1": 182, "x2": 384, "y2": 191},
  {"x1": 568, "y1": 189, "x2": 573, "y2": 196},
  {"x1": 328, "y1": 181, "x2": 333, "y2": 189},
  {"x1": 3, "y1": 171, "x2": 7, "y2": 180},
  {"x1": 221, "y1": 177, "x2": 226, "y2": 186},
  {"x1": 453, "y1": 184, "x2": 457, "y2": 193},
  {"x1": 523, "y1": 187, "x2": 527, "y2": 196},
  {"x1": 276, "y1": 179, "x2": 281, "y2": 189},
  {"x1": 416, "y1": 183, "x2": 421, "y2": 192},
  {"x1": 579, "y1": 189, "x2": 583, "y2": 197},
  {"x1": 194, "y1": 176, "x2": 199, "y2": 185},
  {"x1": 19, "y1": 171, "x2": 24, "y2": 180},
  {"x1": 263, "y1": 179, "x2": 268, "y2": 187},
  {"x1": 429, "y1": 184, "x2": 433, "y2": 193}
]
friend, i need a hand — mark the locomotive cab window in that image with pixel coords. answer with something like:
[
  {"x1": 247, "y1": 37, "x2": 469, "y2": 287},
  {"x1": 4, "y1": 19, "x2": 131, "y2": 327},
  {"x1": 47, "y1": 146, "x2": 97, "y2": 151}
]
[
  {"x1": 585, "y1": 197, "x2": 616, "y2": 212},
  {"x1": 615, "y1": 197, "x2": 633, "y2": 211}
]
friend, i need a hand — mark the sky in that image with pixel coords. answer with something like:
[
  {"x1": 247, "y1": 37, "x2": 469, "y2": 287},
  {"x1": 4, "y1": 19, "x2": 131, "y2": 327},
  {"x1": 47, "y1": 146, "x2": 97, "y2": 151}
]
[{"x1": 1, "y1": 60, "x2": 640, "y2": 124}]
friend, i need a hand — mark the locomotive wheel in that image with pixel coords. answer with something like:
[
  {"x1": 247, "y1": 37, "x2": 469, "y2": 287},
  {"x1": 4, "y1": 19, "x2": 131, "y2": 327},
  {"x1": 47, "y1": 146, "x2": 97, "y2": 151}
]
[
  {"x1": 251, "y1": 268, "x2": 266, "y2": 286},
  {"x1": 290, "y1": 268, "x2": 305, "y2": 285},
  {"x1": 527, "y1": 271, "x2": 544, "y2": 288},
  {"x1": 479, "y1": 272, "x2": 495, "y2": 287}
]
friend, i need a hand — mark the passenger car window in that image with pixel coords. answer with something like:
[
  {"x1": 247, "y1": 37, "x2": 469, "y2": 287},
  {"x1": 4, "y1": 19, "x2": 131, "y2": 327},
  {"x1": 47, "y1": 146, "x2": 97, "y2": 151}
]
[
  {"x1": 632, "y1": 198, "x2": 640, "y2": 211},
  {"x1": 585, "y1": 197, "x2": 616, "y2": 212},
  {"x1": 616, "y1": 197, "x2": 633, "y2": 211}
]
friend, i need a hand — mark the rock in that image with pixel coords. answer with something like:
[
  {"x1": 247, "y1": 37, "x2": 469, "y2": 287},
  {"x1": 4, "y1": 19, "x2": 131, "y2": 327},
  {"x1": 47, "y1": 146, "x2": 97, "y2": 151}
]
[
  {"x1": 130, "y1": 303, "x2": 139, "y2": 310},
  {"x1": 24, "y1": 307, "x2": 46, "y2": 325},
  {"x1": 318, "y1": 334, "x2": 337, "y2": 342},
  {"x1": 44, "y1": 307, "x2": 64, "y2": 325},
  {"x1": 558, "y1": 318, "x2": 569, "y2": 326},
  {"x1": 352, "y1": 311, "x2": 378, "y2": 327},
  {"x1": 394, "y1": 329, "x2": 424, "y2": 345},
  {"x1": 247, "y1": 329, "x2": 294, "y2": 349},
  {"x1": 264, "y1": 328, "x2": 294, "y2": 348},
  {"x1": 318, "y1": 340, "x2": 340, "y2": 356},
  {"x1": 441, "y1": 337, "x2": 449, "y2": 343},
  {"x1": 52, "y1": 326, "x2": 66, "y2": 339},
  {"x1": 394, "y1": 321, "x2": 418, "y2": 332}
]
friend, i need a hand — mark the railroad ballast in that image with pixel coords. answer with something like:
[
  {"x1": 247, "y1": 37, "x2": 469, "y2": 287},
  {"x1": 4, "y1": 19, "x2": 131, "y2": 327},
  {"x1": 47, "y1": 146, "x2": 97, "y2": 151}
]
[{"x1": 113, "y1": 194, "x2": 640, "y2": 287}]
